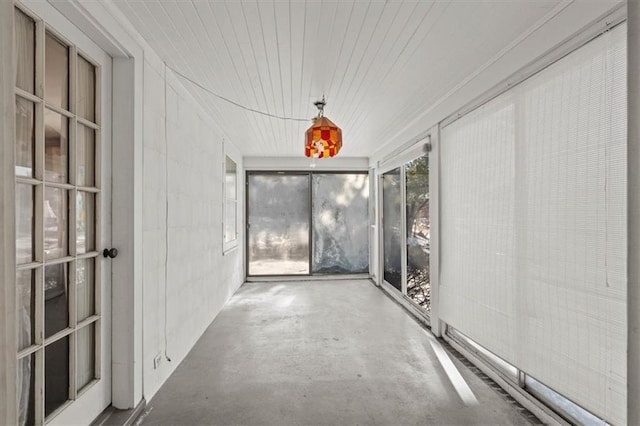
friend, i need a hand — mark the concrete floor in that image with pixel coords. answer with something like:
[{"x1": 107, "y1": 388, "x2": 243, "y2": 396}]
[{"x1": 141, "y1": 279, "x2": 541, "y2": 425}]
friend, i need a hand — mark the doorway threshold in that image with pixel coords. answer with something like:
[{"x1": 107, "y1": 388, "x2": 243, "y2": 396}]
[{"x1": 246, "y1": 273, "x2": 370, "y2": 283}]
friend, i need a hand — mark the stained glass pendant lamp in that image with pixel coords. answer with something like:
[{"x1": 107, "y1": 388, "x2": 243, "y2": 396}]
[{"x1": 305, "y1": 97, "x2": 342, "y2": 158}]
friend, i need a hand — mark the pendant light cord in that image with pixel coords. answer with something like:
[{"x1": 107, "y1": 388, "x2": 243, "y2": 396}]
[{"x1": 167, "y1": 64, "x2": 312, "y2": 122}]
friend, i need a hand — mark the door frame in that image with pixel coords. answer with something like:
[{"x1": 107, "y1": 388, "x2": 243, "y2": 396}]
[
  {"x1": 245, "y1": 170, "x2": 371, "y2": 278},
  {"x1": 0, "y1": 0, "x2": 18, "y2": 423},
  {"x1": 43, "y1": 0, "x2": 147, "y2": 411},
  {"x1": 2, "y1": 0, "x2": 147, "y2": 422}
]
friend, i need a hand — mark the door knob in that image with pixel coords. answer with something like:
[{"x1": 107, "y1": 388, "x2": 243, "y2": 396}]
[{"x1": 103, "y1": 248, "x2": 118, "y2": 259}]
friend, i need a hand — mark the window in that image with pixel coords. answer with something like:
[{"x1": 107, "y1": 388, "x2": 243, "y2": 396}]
[{"x1": 223, "y1": 155, "x2": 238, "y2": 249}]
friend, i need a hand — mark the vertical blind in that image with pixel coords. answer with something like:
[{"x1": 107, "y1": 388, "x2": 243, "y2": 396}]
[{"x1": 440, "y1": 23, "x2": 626, "y2": 424}]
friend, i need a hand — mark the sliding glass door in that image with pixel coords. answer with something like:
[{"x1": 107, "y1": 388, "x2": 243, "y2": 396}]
[
  {"x1": 382, "y1": 168, "x2": 402, "y2": 291},
  {"x1": 381, "y1": 154, "x2": 430, "y2": 311},
  {"x1": 247, "y1": 174, "x2": 310, "y2": 276},
  {"x1": 247, "y1": 172, "x2": 369, "y2": 277},
  {"x1": 312, "y1": 174, "x2": 369, "y2": 274},
  {"x1": 405, "y1": 156, "x2": 430, "y2": 309}
]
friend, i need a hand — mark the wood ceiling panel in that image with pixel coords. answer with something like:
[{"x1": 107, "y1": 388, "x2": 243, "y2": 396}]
[{"x1": 111, "y1": 0, "x2": 622, "y2": 158}]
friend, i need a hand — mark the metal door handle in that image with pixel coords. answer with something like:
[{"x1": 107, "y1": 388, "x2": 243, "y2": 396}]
[{"x1": 103, "y1": 248, "x2": 118, "y2": 259}]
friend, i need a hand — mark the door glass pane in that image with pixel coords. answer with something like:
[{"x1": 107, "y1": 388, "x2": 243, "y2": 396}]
[
  {"x1": 248, "y1": 174, "x2": 310, "y2": 275},
  {"x1": 17, "y1": 353, "x2": 35, "y2": 426},
  {"x1": 406, "y1": 155, "x2": 430, "y2": 310},
  {"x1": 44, "y1": 188, "x2": 68, "y2": 260},
  {"x1": 383, "y1": 168, "x2": 402, "y2": 291},
  {"x1": 14, "y1": 8, "x2": 35, "y2": 94},
  {"x1": 77, "y1": 324, "x2": 95, "y2": 390},
  {"x1": 16, "y1": 184, "x2": 34, "y2": 264},
  {"x1": 44, "y1": 263, "x2": 68, "y2": 338},
  {"x1": 77, "y1": 125, "x2": 95, "y2": 187},
  {"x1": 76, "y1": 259, "x2": 95, "y2": 321},
  {"x1": 15, "y1": 97, "x2": 35, "y2": 177},
  {"x1": 45, "y1": 33, "x2": 69, "y2": 109},
  {"x1": 312, "y1": 174, "x2": 369, "y2": 274},
  {"x1": 44, "y1": 109, "x2": 69, "y2": 183},
  {"x1": 17, "y1": 270, "x2": 35, "y2": 351},
  {"x1": 76, "y1": 55, "x2": 96, "y2": 122},
  {"x1": 45, "y1": 336, "x2": 70, "y2": 417},
  {"x1": 76, "y1": 191, "x2": 95, "y2": 254}
]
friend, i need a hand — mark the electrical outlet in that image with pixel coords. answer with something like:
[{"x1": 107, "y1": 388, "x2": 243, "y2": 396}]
[{"x1": 153, "y1": 353, "x2": 162, "y2": 370}]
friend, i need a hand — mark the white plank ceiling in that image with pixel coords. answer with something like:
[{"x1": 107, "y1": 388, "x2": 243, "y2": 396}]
[{"x1": 111, "y1": 0, "x2": 621, "y2": 159}]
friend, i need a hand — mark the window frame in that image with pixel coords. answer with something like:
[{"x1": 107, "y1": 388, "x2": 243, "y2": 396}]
[{"x1": 222, "y1": 142, "x2": 240, "y2": 254}]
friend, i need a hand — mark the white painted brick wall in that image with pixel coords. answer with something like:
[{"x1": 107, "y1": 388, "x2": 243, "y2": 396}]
[{"x1": 141, "y1": 55, "x2": 243, "y2": 399}]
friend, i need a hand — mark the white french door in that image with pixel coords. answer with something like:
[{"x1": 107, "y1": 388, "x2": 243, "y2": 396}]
[{"x1": 14, "y1": 1, "x2": 112, "y2": 424}]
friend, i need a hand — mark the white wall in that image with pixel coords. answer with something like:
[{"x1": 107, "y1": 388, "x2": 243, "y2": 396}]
[
  {"x1": 28, "y1": 0, "x2": 246, "y2": 407},
  {"x1": 141, "y1": 51, "x2": 244, "y2": 399}
]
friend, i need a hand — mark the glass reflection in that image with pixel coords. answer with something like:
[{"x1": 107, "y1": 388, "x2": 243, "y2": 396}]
[
  {"x1": 17, "y1": 270, "x2": 35, "y2": 351},
  {"x1": 44, "y1": 263, "x2": 68, "y2": 338},
  {"x1": 248, "y1": 174, "x2": 310, "y2": 275},
  {"x1": 16, "y1": 184, "x2": 34, "y2": 264},
  {"x1": 76, "y1": 192, "x2": 95, "y2": 254},
  {"x1": 224, "y1": 156, "x2": 237, "y2": 243},
  {"x1": 224, "y1": 202, "x2": 236, "y2": 244},
  {"x1": 76, "y1": 259, "x2": 95, "y2": 321},
  {"x1": 44, "y1": 336, "x2": 69, "y2": 417},
  {"x1": 77, "y1": 324, "x2": 95, "y2": 390},
  {"x1": 44, "y1": 187, "x2": 68, "y2": 260},
  {"x1": 405, "y1": 155, "x2": 430, "y2": 310},
  {"x1": 76, "y1": 125, "x2": 95, "y2": 187},
  {"x1": 45, "y1": 32, "x2": 69, "y2": 109},
  {"x1": 383, "y1": 169, "x2": 402, "y2": 291},
  {"x1": 15, "y1": 97, "x2": 34, "y2": 177},
  {"x1": 77, "y1": 55, "x2": 96, "y2": 122},
  {"x1": 312, "y1": 174, "x2": 369, "y2": 274},
  {"x1": 44, "y1": 109, "x2": 69, "y2": 183}
]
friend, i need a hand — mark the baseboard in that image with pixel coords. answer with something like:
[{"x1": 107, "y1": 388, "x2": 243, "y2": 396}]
[{"x1": 91, "y1": 398, "x2": 147, "y2": 426}]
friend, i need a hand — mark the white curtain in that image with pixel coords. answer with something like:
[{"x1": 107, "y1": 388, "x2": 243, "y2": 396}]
[
  {"x1": 76, "y1": 259, "x2": 94, "y2": 321},
  {"x1": 17, "y1": 271, "x2": 32, "y2": 426},
  {"x1": 15, "y1": 98, "x2": 34, "y2": 178},
  {"x1": 76, "y1": 260, "x2": 95, "y2": 390},
  {"x1": 76, "y1": 55, "x2": 95, "y2": 122},
  {"x1": 76, "y1": 325, "x2": 95, "y2": 390},
  {"x1": 14, "y1": 8, "x2": 34, "y2": 93},
  {"x1": 440, "y1": 23, "x2": 626, "y2": 424},
  {"x1": 76, "y1": 125, "x2": 95, "y2": 187},
  {"x1": 15, "y1": 9, "x2": 35, "y2": 426}
]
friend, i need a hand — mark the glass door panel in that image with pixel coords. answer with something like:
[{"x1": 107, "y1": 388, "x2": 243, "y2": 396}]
[
  {"x1": 406, "y1": 155, "x2": 430, "y2": 310},
  {"x1": 14, "y1": 6, "x2": 110, "y2": 422},
  {"x1": 312, "y1": 174, "x2": 369, "y2": 274},
  {"x1": 382, "y1": 168, "x2": 402, "y2": 291},
  {"x1": 247, "y1": 174, "x2": 310, "y2": 275}
]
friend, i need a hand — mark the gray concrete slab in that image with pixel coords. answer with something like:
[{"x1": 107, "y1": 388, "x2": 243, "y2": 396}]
[{"x1": 141, "y1": 280, "x2": 541, "y2": 425}]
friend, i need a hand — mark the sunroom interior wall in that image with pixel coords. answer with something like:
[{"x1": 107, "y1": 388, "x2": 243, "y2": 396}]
[
  {"x1": 439, "y1": 23, "x2": 627, "y2": 424},
  {"x1": 141, "y1": 50, "x2": 243, "y2": 400}
]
